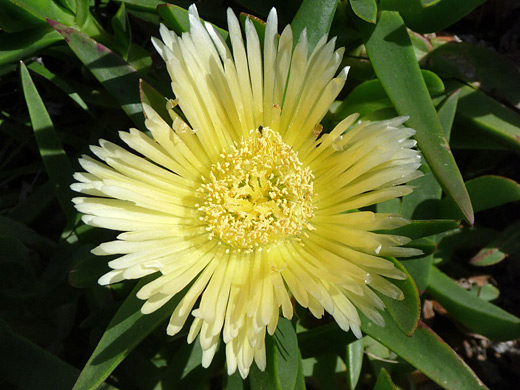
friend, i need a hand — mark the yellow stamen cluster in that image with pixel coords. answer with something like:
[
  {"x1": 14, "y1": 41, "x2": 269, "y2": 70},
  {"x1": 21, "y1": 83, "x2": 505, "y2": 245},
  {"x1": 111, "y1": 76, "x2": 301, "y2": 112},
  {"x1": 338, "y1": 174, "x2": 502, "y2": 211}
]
[{"x1": 197, "y1": 127, "x2": 315, "y2": 251}]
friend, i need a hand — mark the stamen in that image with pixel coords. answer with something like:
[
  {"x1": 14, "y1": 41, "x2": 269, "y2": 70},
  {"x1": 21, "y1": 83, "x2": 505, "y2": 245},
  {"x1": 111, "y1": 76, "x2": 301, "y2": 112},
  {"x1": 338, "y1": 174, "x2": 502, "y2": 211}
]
[{"x1": 197, "y1": 127, "x2": 314, "y2": 250}]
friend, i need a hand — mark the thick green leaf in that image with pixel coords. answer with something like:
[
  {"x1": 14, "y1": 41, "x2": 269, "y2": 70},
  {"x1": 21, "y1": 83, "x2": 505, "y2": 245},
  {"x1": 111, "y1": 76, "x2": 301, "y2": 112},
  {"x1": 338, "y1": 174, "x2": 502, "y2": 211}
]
[
  {"x1": 435, "y1": 226, "x2": 500, "y2": 265},
  {"x1": 380, "y1": 0, "x2": 487, "y2": 33},
  {"x1": 226, "y1": 372, "x2": 245, "y2": 390},
  {"x1": 399, "y1": 92, "x2": 451, "y2": 221},
  {"x1": 402, "y1": 254, "x2": 433, "y2": 293},
  {"x1": 8, "y1": 181, "x2": 55, "y2": 224},
  {"x1": 0, "y1": 320, "x2": 78, "y2": 390},
  {"x1": 409, "y1": 30, "x2": 432, "y2": 61},
  {"x1": 379, "y1": 258, "x2": 420, "y2": 336},
  {"x1": 470, "y1": 221, "x2": 520, "y2": 267},
  {"x1": 0, "y1": 0, "x2": 43, "y2": 32},
  {"x1": 157, "y1": 3, "x2": 190, "y2": 34},
  {"x1": 20, "y1": 61, "x2": 76, "y2": 224},
  {"x1": 0, "y1": 320, "x2": 117, "y2": 390},
  {"x1": 335, "y1": 69, "x2": 445, "y2": 121},
  {"x1": 439, "y1": 175, "x2": 520, "y2": 219},
  {"x1": 294, "y1": 353, "x2": 306, "y2": 390},
  {"x1": 48, "y1": 20, "x2": 145, "y2": 129},
  {"x1": 398, "y1": 83, "x2": 457, "y2": 220},
  {"x1": 374, "y1": 368, "x2": 395, "y2": 390},
  {"x1": 68, "y1": 245, "x2": 111, "y2": 288},
  {"x1": 291, "y1": 0, "x2": 340, "y2": 53},
  {"x1": 139, "y1": 79, "x2": 171, "y2": 123},
  {"x1": 427, "y1": 267, "x2": 520, "y2": 341},
  {"x1": 239, "y1": 13, "x2": 267, "y2": 47},
  {"x1": 127, "y1": 44, "x2": 153, "y2": 75},
  {"x1": 345, "y1": 339, "x2": 364, "y2": 390},
  {"x1": 427, "y1": 42, "x2": 520, "y2": 109},
  {"x1": 470, "y1": 283, "x2": 500, "y2": 302},
  {"x1": 111, "y1": 2, "x2": 131, "y2": 59},
  {"x1": 311, "y1": 353, "x2": 340, "y2": 389},
  {"x1": 383, "y1": 219, "x2": 460, "y2": 240},
  {"x1": 298, "y1": 322, "x2": 356, "y2": 359},
  {"x1": 2, "y1": 0, "x2": 107, "y2": 41},
  {"x1": 350, "y1": 0, "x2": 377, "y2": 23},
  {"x1": 75, "y1": 0, "x2": 89, "y2": 27},
  {"x1": 249, "y1": 318, "x2": 301, "y2": 390},
  {"x1": 400, "y1": 171, "x2": 442, "y2": 220},
  {"x1": 436, "y1": 88, "x2": 460, "y2": 140},
  {"x1": 405, "y1": 237, "x2": 436, "y2": 256},
  {"x1": 0, "y1": 235, "x2": 40, "y2": 302},
  {"x1": 157, "y1": 4, "x2": 228, "y2": 39},
  {"x1": 72, "y1": 275, "x2": 186, "y2": 390},
  {"x1": 26, "y1": 61, "x2": 90, "y2": 111},
  {"x1": 0, "y1": 27, "x2": 62, "y2": 67},
  {"x1": 159, "y1": 337, "x2": 220, "y2": 389},
  {"x1": 448, "y1": 82, "x2": 520, "y2": 153},
  {"x1": 375, "y1": 198, "x2": 401, "y2": 214},
  {"x1": 361, "y1": 312, "x2": 488, "y2": 390},
  {"x1": 357, "y1": 11, "x2": 473, "y2": 224},
  {"x1": 0, "y1": 215, "x2": 56, "y2": 252},
  {"x1": 421, "y1": 0, "x2": 442, "y2": 6},
  {"x1": 470, "y1": 248, "x2": 507, "y2": 268},
  {"x1": 4, "y1": 0, "x2": 75, "y2": 26},
  {"x1": 119, "y1": 0, "x2": 162, "y2": 12}
]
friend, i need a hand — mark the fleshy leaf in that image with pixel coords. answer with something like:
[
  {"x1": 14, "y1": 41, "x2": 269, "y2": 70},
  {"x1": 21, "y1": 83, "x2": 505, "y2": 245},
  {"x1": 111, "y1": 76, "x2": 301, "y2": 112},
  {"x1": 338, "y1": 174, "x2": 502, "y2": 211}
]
[
  {"x1": 382, "y1": 219, "x2": 460, "y2": 240},
  {"x1": 379, "y1": 258, "x2": 420, "y2": 336},
  {"x1": 374, "y1": 368, "x2": 396, "y2": 390},
  {"x1": 345, "y1": 339, "x2": 364, "y2": 390},
  {"x1": 0, "y1": 320, "x2": 78, "y2": 390},
  {"x1": 405, "y1": 237, "x2": 436, "y2": 256},
  {"x1": 421, "y1": 0, "x2": 442, "y2": 6},
  {"x1": 427, "y1": 42, "x2": 520, "y2": 109},
  {"x1": 111, "y1": 2, "x2": 131, "y2": 58},
  {"x1": 0, "y1": 27, "x2": 62, "y2": 67},
  {"x1": 350, "y1": 0, "x2": 378, "y2": 23},
  {"x1": 3, "y1": 0, "x2": 75, "y2": 27},
  {"x1": 72, "y1": 275, "x2": 187, "y2": 390},
  {"x1": 379, "y1": 0, "x2": 487, "y2": 33},
  {"x1": 0, "y1": 215, "x2": 56, "y2": 251},
  {"x1": 7, "y1": 181, "x2": 54, "y2": 224},
  {"x1": 448, "y1": 81, "x2": 520, "y2": 153},
  {"x1": 0, "y1": 0, "x2": 43, "y2": 32},
  {"x1": 157, "y1": 4, "x2": 228, "y2": 39},
  {"x1": 20, "y1": 61, "x2": 76, "y2": 225},
  {"x1": 226, "y1": 372, "x2": 245, "y2": 390},
  {"x1": 470, "y1": 221, "x2": 520, "y2": 267},
  {"x1": 26, "y1": 61, "x2": 90, "y2": 111},
  {"x1": 239, "y1": 13, "x2": 267, "y2": 45},
  {"x1": 68, "y1": 245, "x2": 111, "y2": 288},
  {"x1": 439, "y1": 175, "x2": 520, "y2": 219},
  {"x1": 47, "y1": 20, "x2": 145, "y2": 129},
  {"x1": 436, "y1": 88, "x2": 460, "y2": 140},
  {"x1": 139, "y1": 79, "x2": 171, "y2": 123},
  {"x1": 249, "y1": 318, "x2": 302, "y2": 390},
  {"x1": 435, "y1": 226, "x2": 500, "y2": 265},
  {"x1": 158, "y1": 339, "x2": 222, "y2": 389},
  {"x1": 335, "y1": 69, "x2": 445, "y2": 121},
  {"x1": 291, "y1": 0, "x2": 340, "y2": 53},
  {"x1": 361, "y1": 312, "x2": 489, "y2": 390},
  {"x1": 357, "y1": 11, "x2": 473, "y2": 224},
  {"x1": 427, "y1": 267, "x2": 520, "y2": 341},
  {"x1": 111, "y1": 0, "x2": 162, "y2": 12},
  {"x1": 402, "y1": 255, "x2": 433, "y2": 293},
  {"x1": 297, "y1": 322, "x2": 356, "y2": 359}
]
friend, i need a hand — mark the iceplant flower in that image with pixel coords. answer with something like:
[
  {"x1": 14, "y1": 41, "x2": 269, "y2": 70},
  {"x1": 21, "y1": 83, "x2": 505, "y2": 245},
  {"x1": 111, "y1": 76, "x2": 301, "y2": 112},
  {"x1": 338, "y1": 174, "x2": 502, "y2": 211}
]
[{"x1": 72, "y1": 5, "x2": 423, "y2": 378}]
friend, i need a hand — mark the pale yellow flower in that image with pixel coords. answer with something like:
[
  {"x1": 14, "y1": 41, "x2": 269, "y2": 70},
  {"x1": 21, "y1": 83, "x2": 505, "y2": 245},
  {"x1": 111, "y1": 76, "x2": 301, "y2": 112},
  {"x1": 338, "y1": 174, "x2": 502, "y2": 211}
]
[{"x1": 72, "y1": 6, "x2": 422, "y2": 378}]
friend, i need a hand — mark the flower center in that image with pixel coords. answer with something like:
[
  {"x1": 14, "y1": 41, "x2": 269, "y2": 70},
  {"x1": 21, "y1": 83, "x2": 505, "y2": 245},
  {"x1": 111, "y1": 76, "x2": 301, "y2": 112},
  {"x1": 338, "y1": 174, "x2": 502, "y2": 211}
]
[{"x1": 197, "y1": 127, "x2": 315, "y2": 251}]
